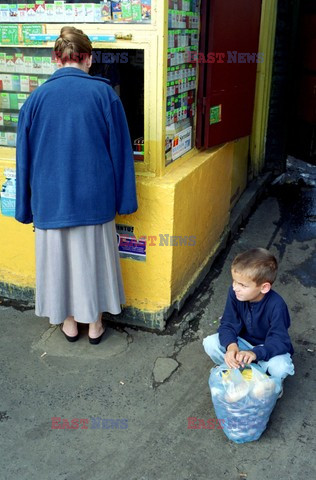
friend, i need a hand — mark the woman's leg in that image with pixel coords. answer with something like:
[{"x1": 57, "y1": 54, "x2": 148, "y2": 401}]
[
  {"x1": 88, "y1": 313, "x2": 105, "y2": 339},
  {"x1": 62, "y1": 315, "x2": 78, "y2": 336}
]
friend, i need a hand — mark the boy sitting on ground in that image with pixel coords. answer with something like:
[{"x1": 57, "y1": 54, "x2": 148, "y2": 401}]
[{"x1": 203, "y1": 248, "x2": 295, "y2": 385}]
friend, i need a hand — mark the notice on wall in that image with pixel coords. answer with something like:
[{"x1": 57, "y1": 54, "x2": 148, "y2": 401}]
[
  {"x1": 0, "y1": 167, "x2": 16, "y2": 217},
  {"x1": 116, "y1": 223, "x2": 146, "y2": 261},
  {"x1": 171, "y1": 126, "x2": 192, "y2": 161},
  {"x1": 210, "y1": 104, "x2": 222, "y2": 125}
]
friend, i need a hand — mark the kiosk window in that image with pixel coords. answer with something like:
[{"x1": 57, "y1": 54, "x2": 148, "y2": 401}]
[{"x1": 90, "y1": 48, "x2": 144, "y2": 161}]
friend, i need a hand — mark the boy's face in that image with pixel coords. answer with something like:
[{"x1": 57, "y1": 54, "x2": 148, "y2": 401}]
[{"x1": 231, "y1": 270, "x2": 271, "y2": 302}]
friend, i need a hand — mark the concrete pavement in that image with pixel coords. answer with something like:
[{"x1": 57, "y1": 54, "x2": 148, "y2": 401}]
[{"x1": 0, "y1": 180, "x2": 315, "y2": 480}]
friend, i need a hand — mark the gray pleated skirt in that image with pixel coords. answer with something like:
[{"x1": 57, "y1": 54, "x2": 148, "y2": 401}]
[{"x1": 35, "y1": 220, "x2": 125, "y2": 325}]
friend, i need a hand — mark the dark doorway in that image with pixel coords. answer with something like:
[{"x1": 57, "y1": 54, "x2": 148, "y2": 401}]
[{"x1": 266, "y1": 0, "x2": 316, "y2": 170}]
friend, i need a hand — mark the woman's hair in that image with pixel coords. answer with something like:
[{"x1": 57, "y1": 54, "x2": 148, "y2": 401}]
[
  {"x1": 231, "y1": 248, "x2": 278, "y2": 285},
  {"x1": 54, "y1": 26, "x2": 92, "y2": 64}
]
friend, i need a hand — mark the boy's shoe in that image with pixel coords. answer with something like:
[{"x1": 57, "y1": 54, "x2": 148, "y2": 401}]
[
  {"x1": 277, "y1": 387, "x2": 284, "y2": 399},
  {"x1": 277, "y1": 379, "x2": 285, "y2": 399}
]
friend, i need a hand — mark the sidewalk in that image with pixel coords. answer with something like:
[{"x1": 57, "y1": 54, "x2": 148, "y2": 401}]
[{"x1": 0, "y1": 180, "x2": 315, "y2": 480}]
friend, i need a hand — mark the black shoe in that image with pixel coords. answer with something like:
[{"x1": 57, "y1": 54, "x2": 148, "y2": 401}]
[
  {"x1": 60, "y1": 324, "x2": 79, "y2": 343},
  {"x1": 88, "y1": 328, "x2": 106, "y2": 345}
]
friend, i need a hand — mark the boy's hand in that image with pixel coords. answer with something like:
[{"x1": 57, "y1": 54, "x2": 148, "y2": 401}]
[
  {"x1": 236, "y1": 350, "x2": 257, "y2": 367},
  {"x1": 224, "y1": 343, "x2": 240, "y2": 369}
]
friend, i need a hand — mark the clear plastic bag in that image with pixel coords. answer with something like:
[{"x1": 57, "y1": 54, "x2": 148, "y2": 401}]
[{"x1": 209, "y1": 363, "x2": 282, "y2": 443}]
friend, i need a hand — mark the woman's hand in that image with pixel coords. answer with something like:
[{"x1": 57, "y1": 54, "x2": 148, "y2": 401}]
[
  {"x1": 224, "y1": 343, "x2": 240, "y2": 369},
  {"x1": 236, "y1": 350, "x2": 257, "y2": 368}
]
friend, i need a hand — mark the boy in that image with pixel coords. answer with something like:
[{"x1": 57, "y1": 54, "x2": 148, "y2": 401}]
[{"x1": 203, "y1": 248, "x2": 294, "y2": 381}]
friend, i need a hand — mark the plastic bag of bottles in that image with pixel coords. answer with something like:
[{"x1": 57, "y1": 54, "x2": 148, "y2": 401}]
[{"x1": 209, "y1": 363, "x2": 282, "y2": 443}]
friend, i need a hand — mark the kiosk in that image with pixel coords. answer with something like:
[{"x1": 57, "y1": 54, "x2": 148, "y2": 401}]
[{"x1": 0, "y1": 1, "x2": 277, "y2": 329}]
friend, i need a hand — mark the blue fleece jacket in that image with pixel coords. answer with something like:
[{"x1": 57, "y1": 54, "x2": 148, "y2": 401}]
[
  {"x1": 15, "y1": 67, "x2": 137, "y2": 229},
  {"x1": 218, "y1": 286, "x2": 294, "y2": 361}
]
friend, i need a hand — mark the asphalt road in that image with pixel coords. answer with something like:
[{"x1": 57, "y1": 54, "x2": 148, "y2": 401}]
[{"x1": 0, "y1": 182, "x2": 315, "y2": 480}]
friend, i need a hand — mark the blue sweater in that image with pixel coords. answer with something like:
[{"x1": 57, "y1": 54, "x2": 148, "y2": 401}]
[
  {"x1": 15, "y1": 67, "x2": 137, "y2": 229},
  {"x1": 218, "y1": 286, "x2": 294, "y2": 361}
]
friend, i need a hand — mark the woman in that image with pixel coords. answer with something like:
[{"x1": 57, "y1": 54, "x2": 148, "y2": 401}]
[{"x1": 15, "y1": 27, "x2": 137, "y2": 344}]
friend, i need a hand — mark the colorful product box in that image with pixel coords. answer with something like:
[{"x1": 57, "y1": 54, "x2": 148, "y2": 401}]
[
  {"x1": 9, "y1": 93, "x2": 19, "y2": 109},
  {"x1": 38, "y1": 78, "x2": 46, "y2": 87},
  {"x1": 14, "y1": 53, "x2": 24, "y2": 72},
  {"x1": 17, "y1": 93, "x2": 27, "y2": 109},
  {"x1": 9, "y1": 4, "x2": 19, "y2": 22},
  {"x1": 0, "y1": 52, "x2": 5, "y2": 70},
  {"x1": 85, "y1": 3, "x2": 95, "y2": 22},
  {"x1": 93, "y1": 3, "x2": 102, "y2": 23},
  {"x1": 0, "y1": 25, "x2": 19, "y2": 45},
  {"x1": 0, "y1": 4, "x2": 10, "y2": 22},
  {"x1": 33, "y1": 56, "x2": 43, "y2": 73},
  {"x1": 21, "y1": 24, "x2": 44, "y2": 45},
  {"x1": 2, "y1": 74, "x2": 13, "y2": 91},
  {"x1": 131, "y1": 0, "x2": 142, "y2": 21},
  {"x1": 18, "y1": 4, "x2": 28, "y2": 22},
  {"x1": 6, "y1": 132, "x2": 17, "y2": 147},
  {"x1": 0, "y1": 92, "x2": 10, "y2": 109},
  {"x1": 23, "y1": 56, "x2": 33, "y2": 73},
  {"x1": 65, "y1": 4, "x2": 75, "y2": 22},
  {"x1": 122, "y1": 0, "x2": 132, "y2": 21},
  {"x1": 26, "y1": 3, "x2": 36, "y2": 19},
  {"x1": 74, "y1": 3, "x2": 85, "y2": 22},
  {"x1": 142, "y1": 0, "x2": 151, "y2": 20},
  {"x1": 29, "y1": 76, "x2": 38, "y2": 91},
  {"x1": 11, "y1": 112, "x2": 19, "y2": 127},
  {"x1": 101, "y1": 1, "x2": 111, "y2": 22},
  {"x1": 3, "y1": 113, "x2": 11, "y2": 126},
  {"x1": 20, "y1": 75, "x2": 30, "y2": 92},
  {"x1": 111, "y1": 1, "x2": 122, "y2": 21},
  {"x1": 6, "y1": 55, "x2": 15, "y2": 72},
  {"x1": 46, "y1": 3, "x2": 55, "y2": 20},
  {"x1": 0, "y1": 111, "x2": 3, "y2": 125},
  {"x1": 42, "y1": 57, "x2": 53, "y2": 74},
  {"x1": 12, "y1": 74, "x2": 21, "y2": 91},
  {"x1": 35, "y1": 1, "x2": 46, "y2": 22},
  {"x1": 0, "y1": 131, "x2": 6, "y2": 145},
  {"x1": 54, "y1": 1, "x2": 65, "y2": 22}
]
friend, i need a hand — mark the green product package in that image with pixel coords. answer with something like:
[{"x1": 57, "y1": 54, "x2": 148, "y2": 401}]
[
  {"x1": 0, "y1": 93, "x2": 10, "y2": 109},
  {"x1": 0, "y1": 132, "x2": 6, "y2": 145},
  {"x1": 131, "y1": 0, "x2": 141, "y2": 21},
  {"x1": 122, "y1": 0, "x2": 132, "y2": 20},
  {"x1": 210, "y1": 105, "x2": 222, "y2": 125},
  {"x1": 3, "y1": 113, "x2": 11, "y2": 126},
  {"x1": 21, "y1": 24, "x2": 43, "y2": 45},
  {"x1": 11, "y1": 113, "x2": 19, "y2": 126},
  {"x1": 9, "y1": 93, "x2": 19, "y2": 109},
  {"x1": 0, "y1": 25, "x2": 19, "y2": 45},
  {"x1": 20, "y1": 75, "x2": 30, "y2": 92},
  {"x1": 17, "y1": 93, "x2": 27, "y2": 109},
  {"x1": 33, "y1": 56, "x2": 42, "y2": 72},
  {"x1": 23, "y1": 56, "x2": 33, "y2": 72}
]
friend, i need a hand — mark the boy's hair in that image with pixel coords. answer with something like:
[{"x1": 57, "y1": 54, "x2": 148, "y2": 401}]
[{"x1": 231, "y1": 248, "x2": 278, "y2": 285}]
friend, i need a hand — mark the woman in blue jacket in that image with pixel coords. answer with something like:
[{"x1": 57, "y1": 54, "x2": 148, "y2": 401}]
[{"x1": 15, "y1": 26, "x2": 138, "y2": 344}]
